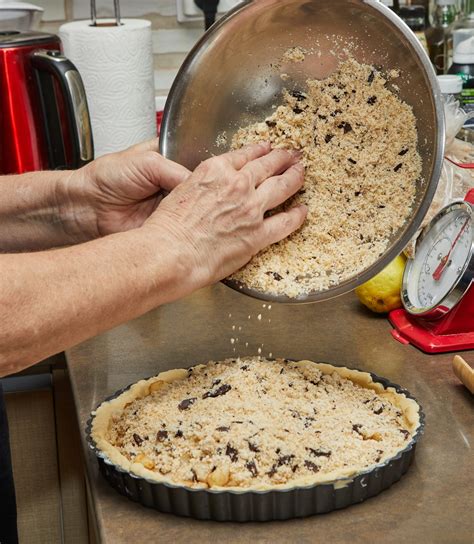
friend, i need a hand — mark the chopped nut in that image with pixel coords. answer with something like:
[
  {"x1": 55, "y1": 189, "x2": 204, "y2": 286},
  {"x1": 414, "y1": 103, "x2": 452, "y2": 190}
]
[
  {"x1": 207, "y1": 465, "x2": 230, "y2": 486},
  {"x1": 134, "y1": 453, "x2": 155, "y2": 470}
]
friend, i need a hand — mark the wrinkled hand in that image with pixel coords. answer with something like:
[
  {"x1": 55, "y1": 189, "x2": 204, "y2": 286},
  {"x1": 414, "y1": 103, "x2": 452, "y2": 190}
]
[
  {"x1": 75, "y1": 139, "x2": 190, "y2": 236},
  {"x1": 147, "y1": 142, "x2": 307, "y2": 288}
]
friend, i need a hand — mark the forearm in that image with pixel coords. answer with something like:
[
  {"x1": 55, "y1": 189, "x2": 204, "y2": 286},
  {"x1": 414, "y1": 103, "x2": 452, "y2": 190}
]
[
  {"x1": 0, "y1": 226, "x2": 192, "y2": 376},
  {"x1": 0, "y1": 170, "x2": 96, "y2": 251}
]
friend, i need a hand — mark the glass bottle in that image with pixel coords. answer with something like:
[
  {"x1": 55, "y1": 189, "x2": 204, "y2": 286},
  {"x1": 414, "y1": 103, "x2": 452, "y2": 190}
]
[
  {"x1": 452, "y1": 0, "x2": 474, "y2": 52},
  {"x1": 426, "y1": 0, "x2": 458, "y2": 73},
  {"x1": 399, "y1": 5, "x2": 431, "y2": 55}
]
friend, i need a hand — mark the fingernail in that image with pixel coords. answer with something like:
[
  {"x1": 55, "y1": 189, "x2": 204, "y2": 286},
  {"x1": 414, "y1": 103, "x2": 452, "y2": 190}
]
[
  {"x1": 293, "y1": 162, "x2": 305, "y2": 172},
  {"x1": 290, "y1": 149, "x2": 303, "y2": 158}
]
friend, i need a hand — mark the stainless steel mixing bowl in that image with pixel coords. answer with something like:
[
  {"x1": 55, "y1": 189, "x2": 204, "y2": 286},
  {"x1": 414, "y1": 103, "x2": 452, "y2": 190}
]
[{"x1": 160, "y1": 0, "x2": 444, "y2": 303}]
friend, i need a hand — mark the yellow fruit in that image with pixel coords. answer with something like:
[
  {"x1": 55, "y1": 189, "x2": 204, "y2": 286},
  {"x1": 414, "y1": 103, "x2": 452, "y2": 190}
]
[{"x1": 355, "y1": 255, "x2": 406, "y2": 314}]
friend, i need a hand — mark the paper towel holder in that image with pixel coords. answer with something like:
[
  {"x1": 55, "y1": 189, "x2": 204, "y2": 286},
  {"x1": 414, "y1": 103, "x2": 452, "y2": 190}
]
[{"x1": 90, "y1": 0, "x2": 121, "y2": 27}]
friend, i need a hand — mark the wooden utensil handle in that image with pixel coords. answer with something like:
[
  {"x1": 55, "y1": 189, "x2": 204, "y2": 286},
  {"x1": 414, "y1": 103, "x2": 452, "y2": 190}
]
[{"x1": 452, "y1": 355, "x2": 474, "y2": 394}]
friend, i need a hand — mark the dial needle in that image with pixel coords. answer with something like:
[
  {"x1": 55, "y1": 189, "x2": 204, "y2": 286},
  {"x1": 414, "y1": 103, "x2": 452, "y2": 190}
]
[{"x1": 432, "y1": 218, "x2": 470, "y2": 281}]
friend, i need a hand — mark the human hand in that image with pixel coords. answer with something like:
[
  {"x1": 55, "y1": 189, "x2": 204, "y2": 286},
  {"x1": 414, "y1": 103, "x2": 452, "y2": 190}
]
[
  {"x1": 71, "y1": 139, "x2": 190, "y2": 237},
  {"x1": 146, "y1": 142, "x2": 307, "y2": 291}
]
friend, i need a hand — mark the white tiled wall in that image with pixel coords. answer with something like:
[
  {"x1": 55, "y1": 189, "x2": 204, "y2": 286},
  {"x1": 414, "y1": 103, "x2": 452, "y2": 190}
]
[{"x1": 33, "y1": 0, "x2": 205, "y2": 97}]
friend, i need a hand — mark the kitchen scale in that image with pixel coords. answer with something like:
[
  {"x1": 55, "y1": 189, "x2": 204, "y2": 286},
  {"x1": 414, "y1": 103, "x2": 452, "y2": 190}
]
[{"x1": 389, "y1": 188, "x2": 474, "y2": 353}]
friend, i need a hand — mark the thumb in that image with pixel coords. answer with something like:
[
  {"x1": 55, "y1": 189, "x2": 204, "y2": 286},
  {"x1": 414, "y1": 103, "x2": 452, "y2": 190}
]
[
  {"x1": 134, "y1": 150, "x2": 191, "y2": 192},
  {"x1": 125, "y1": 138, "x2": 191, "y2": 189}
]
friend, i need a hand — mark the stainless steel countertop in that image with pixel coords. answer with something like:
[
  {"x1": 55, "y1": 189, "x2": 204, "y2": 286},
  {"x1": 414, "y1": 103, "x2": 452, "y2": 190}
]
[{"x1": 66, "y1": 284, "x2": 474, "y2": 543}]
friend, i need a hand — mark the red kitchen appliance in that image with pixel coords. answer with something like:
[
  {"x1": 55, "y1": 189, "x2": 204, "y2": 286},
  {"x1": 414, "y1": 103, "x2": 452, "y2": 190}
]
[
  {"x1": 0, "y1": 30, "x2": 93, "y2": 174},
  {"x1": 389, "y1": 189, "x2": 474, "y2": 354}
]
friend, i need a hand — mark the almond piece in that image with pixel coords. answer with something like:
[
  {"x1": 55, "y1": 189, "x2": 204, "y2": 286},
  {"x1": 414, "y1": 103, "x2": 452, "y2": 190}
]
[
  {"x1": 134, "y1": 453, "x2": 155, "y2": 470},
  {"x1": 207, "y1": 465, "x2": 230, "y2": 487}
]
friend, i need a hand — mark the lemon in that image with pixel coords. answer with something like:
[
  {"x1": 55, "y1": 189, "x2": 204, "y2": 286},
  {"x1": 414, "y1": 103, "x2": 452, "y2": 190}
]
[{"x1": 355, "y1": 255, "x2": 406, "y2": 314}]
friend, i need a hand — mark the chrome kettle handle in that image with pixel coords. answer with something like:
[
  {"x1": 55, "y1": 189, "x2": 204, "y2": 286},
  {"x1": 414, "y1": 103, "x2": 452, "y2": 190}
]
[{"x1": 31, "y1": 49, "x2": 94, "y2": 169}]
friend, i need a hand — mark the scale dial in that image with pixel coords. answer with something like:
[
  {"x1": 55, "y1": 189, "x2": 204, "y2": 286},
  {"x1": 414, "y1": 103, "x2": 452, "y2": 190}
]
[{"x1": 402, "y1": 200, "x2": 474, "y2": 316}]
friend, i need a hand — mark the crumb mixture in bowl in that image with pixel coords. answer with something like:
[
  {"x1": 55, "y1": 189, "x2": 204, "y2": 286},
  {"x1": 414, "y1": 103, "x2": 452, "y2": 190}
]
[
  {"x1": 91, "y1": 357, "x2": 420, "y2": 491},
  {"x1": 229, "y1": 59, "x2": 422, "y2": 298}
]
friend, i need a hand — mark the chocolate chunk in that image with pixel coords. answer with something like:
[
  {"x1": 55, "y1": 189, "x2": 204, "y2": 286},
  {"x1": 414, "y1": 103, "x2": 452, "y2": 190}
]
[
  {"x1": 367, "y1": 95, "x2": 377, "y2": 105},
  {"x1": 352, "y1": 424, "x2": 364, "y2": 436},
  {"x1": 304, "y1": 460, "x2": 319, "y2": 472},
  {"x1": 247, "y1": 441, "x2": 260, "y2": 452},
  {"x1": 133, "y1": 433, "x2": 143, "y2": 447},
  {"x1": 290, "y1": 90, "x2": 307, "y2": 101},
  {"x1": 378, "y1": 205, "x2": 386, "y2": 209},
  {"x1": 373, "y1": 406, "x2": 384, "y2": 415},
  {"x1": 265, "y1": 119, "x2": 277, "y2": 127},
  {"x1": 293, "y1": 106, "x2": 304, "y2": 114},
  {"x1": 175, "y1": 429, "x2": 184, "y2": 438},
  {"x1": 240, "y1": 365, "x2": 249, "y2": 371},
  {"x1": 277, "y1": 454, "x2": 295, "y2": 467},
  {"x1": 246, "y1": 460, "x2": 258, "y2": 477},
  {"x1": 348, "y1": 158, "x2": 357, "y2": 164},
  {"x1": 338, "y1": 121, "x2": 352, "y2": 133},
  {"x1": 226, "y1": 443, "x2": 239, "y2": 462},
  {"x1": 394, "y1": 163, "x2": 403, "y2": 172},
  {"x1": 375, "y1": 449, "x2": 384, "y2": 463},
  {"x1": 309, "y1": 379, "x2": 320, "y2": 386},
  {"x1": 400, "y1": 429, "x2": 410, "y2": 439},
  {"x1": 216, "y1": 426, "x2": 230, "y2": 432},
  {"x1": 157, "y1": 430, "x2": 168, "y2": 442},
  {"x1": 330, "y1": 109, "x2": 342, "y2": 117},
  {"x1": 267, "y1": 465, "x2": 278, "y2": 477},
  {"x1": 318, "y1": 114, "x2": 327, "y2": 120},
  {"x1": 363, "y1": 399, "x2": 371, "y2": 404},
  {"x1": 280, "y1": 368, "x2": 285, "y2": 374},
  {"x1": 203, "y1": 384, "x2": 232, "y2": 399},
  {"x1": 368, "y1": 70, "x2": 375, "y2": 83},
  {"x1": 355, "y1": 190, "x2": 361, "y2": 196},
  {"x1": 292, "y1": 464, "x2": 299, "y2": 473},
  {"x1": 332, "y1": 96, "x2": 340, "y2": 103},
  {"x1": 398, "y1": 148, "x2": 409, "y2": 156},
  {"x1": 191, "y1": 468, "x2": 198, "y2": 483},
  {"x1": 276, "y1": 448, "x2": 281, "y2": 454},
  {"x1": 306, "y1": 447, "x2": 331, "y2": 458},
  {"x1": 304, "y1": 416, "x2": 316, "y2": 428},
  {"x1": 325, "y1": 134, "x2": 334, "y2": 144},
  {"x1": 178, "y1": 397, "x2": 196, "y2": 411}
]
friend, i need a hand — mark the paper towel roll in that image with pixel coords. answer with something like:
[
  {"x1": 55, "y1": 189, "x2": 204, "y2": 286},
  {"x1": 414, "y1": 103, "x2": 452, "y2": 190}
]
[{"x1": 59, "y1": 19, "x2": 155, "y2": 158}]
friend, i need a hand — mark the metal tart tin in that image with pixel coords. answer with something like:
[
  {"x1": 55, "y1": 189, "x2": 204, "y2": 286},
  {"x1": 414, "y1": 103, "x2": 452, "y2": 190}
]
[{"x1": 85, "y1": 366, "x2": 425, "y2": 522}]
